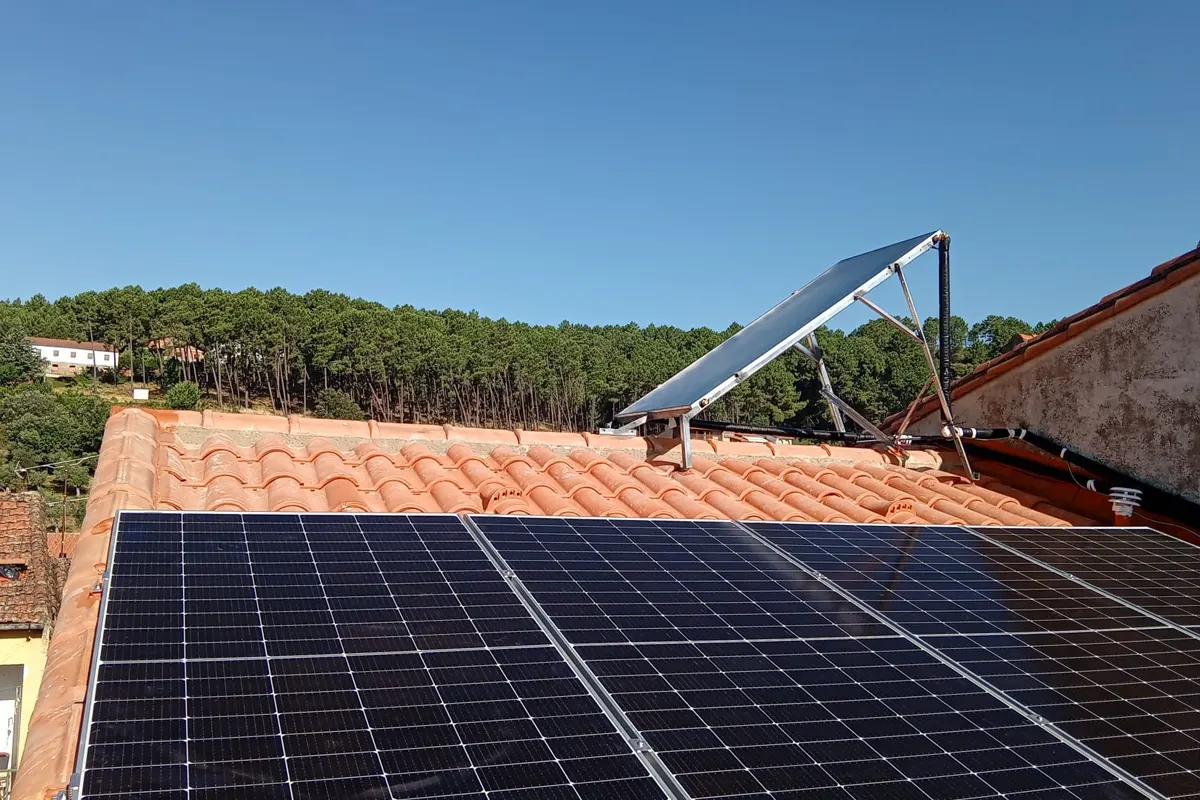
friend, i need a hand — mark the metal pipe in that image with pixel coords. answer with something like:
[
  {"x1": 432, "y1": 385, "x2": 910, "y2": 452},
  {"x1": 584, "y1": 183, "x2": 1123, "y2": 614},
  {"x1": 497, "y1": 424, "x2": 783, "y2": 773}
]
[
  {"x1": 820, "y1": 389, "x2": 893, "y2": 443},
  {"x1": 895, "y1": 265, "x2": 976, "y2": 478},
  {"x1": 854, "y1": 295, "x2": 922, "y2": 343},
  {"x1": 806, "y1": 333, "x2": 846, "y2": 432},
  {"x1": 938, "y1": 234, "x2": 952, "y2": 423}
]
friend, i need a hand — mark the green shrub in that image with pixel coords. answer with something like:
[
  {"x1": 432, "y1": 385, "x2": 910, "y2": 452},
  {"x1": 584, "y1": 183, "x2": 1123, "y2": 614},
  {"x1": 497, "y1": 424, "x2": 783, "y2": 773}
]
[
  {"x1": 164, "y1": 381, "x2": 201, "y2": 410},
  {"x1": 314, "y1": 389, "x2": 364, "y2": 420}
]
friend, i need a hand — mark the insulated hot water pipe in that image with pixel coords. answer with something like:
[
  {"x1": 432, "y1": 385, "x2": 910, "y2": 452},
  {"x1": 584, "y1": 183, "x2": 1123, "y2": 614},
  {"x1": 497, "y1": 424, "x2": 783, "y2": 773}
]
[{"x1": 938, "y1": 233, "x2": 952, "y2": 425}]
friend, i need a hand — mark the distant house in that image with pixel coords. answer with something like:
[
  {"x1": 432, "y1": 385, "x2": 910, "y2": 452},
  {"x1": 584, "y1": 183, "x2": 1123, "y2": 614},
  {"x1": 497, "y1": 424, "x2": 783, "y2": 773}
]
[
  {"x1": 27, "y1": 337, "x2": 119, "y2": 378},
  {"x1": 146, "y1": 336, "x2": 205, "y2": 362}
]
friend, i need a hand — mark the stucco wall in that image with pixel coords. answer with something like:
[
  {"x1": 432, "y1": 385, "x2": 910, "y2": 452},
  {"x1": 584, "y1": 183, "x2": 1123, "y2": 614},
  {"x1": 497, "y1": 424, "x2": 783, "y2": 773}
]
[
  {"x1": 0, "y1": 630, "x2": 48, "y2": 767},
  {"x1": 910, "y1": 273, "x2": 1200, "y2": 503}
]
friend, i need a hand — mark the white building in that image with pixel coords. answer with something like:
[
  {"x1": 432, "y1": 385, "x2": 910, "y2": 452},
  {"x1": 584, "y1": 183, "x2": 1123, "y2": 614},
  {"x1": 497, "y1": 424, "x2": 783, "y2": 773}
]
[{"x1": 27, "y1": 337, "x2": 119, "y2": 378}]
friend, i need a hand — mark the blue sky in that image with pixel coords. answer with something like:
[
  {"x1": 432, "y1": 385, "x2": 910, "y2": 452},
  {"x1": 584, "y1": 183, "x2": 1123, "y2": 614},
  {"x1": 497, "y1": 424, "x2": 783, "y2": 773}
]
[{"x1": 2, "y1": 2, "x2": 1197, "y2": 332}]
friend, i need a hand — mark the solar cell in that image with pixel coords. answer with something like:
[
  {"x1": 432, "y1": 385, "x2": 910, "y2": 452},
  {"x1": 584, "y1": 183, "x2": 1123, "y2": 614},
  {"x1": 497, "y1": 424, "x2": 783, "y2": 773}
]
[
  {"x1": 80, "y1": 512, "x2": 668, "y2": 800},
  {"x1": 973, "y1": 526, "x2": 1200, "y2": 629},
  {"x1": 470, "y1": 515, "x2": 891, "y2": 643},
  {"x1": 747, "y1": 522, "x2": 1163, "y2": 636},
  {"x1": 935, "y1": 626, "x2": 1200, "y2": 799},
  {"x1": 617, "y1": 232, "x2": 939, "y2": 420},
  {"x1": 579, "y1": 636, "x2": 1141, "y2": 799}
]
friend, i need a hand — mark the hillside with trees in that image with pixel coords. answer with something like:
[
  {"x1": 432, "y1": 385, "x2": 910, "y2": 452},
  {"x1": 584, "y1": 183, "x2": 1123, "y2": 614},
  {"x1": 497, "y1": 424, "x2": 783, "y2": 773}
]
[{"x1": 0, "y1": 284, "x2": 1054, "y2": 529}]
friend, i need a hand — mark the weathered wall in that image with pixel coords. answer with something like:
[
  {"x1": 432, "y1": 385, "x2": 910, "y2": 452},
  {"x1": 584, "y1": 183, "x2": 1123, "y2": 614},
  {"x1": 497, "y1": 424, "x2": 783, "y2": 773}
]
[{"x1": 911, "y1": 273, "x2": 1200, "y2": 503}]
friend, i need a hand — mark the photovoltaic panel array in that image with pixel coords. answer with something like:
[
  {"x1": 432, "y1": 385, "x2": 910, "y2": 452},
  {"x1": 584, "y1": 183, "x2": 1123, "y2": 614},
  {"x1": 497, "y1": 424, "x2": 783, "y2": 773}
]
[
  {"x1": 976, "y1": 526, "x2": 1200, "y2": 629},
  {"x1": 79, "y1": 513, "x2": 668, "y2": 800},
  {"x1": 747, "y1": 520, "x2": 1200, "y2": 798},
  {"x1": 747, "y1": 522, "x2": 1160, "y2": 636},
  {"x1": 471, "y1": 515, "x2": 1144, "y2": 799}
]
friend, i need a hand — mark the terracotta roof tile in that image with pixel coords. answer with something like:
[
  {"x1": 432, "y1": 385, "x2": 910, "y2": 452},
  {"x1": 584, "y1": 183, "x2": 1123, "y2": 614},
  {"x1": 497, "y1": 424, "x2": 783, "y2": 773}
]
[
  {"x1": 19, "y1": 406, "x2": 1113, "y2": 800},
  {"x1": 0, "y1": 493, "x2": 64, "y2": 628},
  {"x1": 884, "y1": 245, "x2": 1200, "y2": 429}
]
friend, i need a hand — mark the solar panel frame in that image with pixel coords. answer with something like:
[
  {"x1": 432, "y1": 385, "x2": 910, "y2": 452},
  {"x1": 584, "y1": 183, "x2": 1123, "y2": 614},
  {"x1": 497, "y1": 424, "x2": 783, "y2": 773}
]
[
  {"x1": 745, "y1": 521, "x2": 1167, "y2": 637},
  {"x1": 75, "y1": 511, "x2": 674, "y2": 800},
  {"x1": 616, "y1": 231, "x2": 940, "y2": 420},
  {"x1": 967, "y1": 526, "x2": 1200, "y2": 631}
]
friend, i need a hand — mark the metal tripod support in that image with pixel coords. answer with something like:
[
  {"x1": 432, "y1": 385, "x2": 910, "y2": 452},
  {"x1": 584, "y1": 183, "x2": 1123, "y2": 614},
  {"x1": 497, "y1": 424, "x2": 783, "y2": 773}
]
[{"x1": 789, "y1": 240, "x2": 977, "y2": 479}]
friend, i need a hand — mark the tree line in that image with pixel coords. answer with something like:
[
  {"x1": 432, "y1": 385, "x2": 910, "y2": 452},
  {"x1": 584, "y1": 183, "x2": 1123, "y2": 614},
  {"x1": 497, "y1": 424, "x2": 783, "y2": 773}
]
[{"x1": 1, "y1": 284, "x2": 1053, "y2": 432}]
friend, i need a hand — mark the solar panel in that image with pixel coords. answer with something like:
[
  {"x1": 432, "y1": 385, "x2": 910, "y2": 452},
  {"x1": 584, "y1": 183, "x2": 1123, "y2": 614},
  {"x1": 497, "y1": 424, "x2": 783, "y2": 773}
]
[
  {"x1": 974, "y1": 526, "x2": 1200, "y2": 629},
  {"x1": 579, "y1": 638, "x2": 1139, "y2": 800},
  {"x1": 935, "y1": 627, "x2": 1200, "y2": 799},
  {"x1": 79, "y1": 512, "x2": 669, "y2": 800},
  {"x1": 470, "y1": 515, "x2": 892, "y2": 643},
  {"x1": 616, "y1": 232, "x2": 939, "y2": 420},
  {"x1": 470, "y1": 515, "x2": 1148, "y2": 798},
  {"x1": 747, "y1": 522, "x2": 1163, "y2": 636}
]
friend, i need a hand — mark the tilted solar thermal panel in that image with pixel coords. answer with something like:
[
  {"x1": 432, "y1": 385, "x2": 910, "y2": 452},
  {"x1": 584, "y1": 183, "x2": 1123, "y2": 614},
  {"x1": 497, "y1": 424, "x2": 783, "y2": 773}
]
[
  {"x1": 616, "y1": 232, "x2": 938, "y2": 420},
  {"x1": 973, "y1": 526, "x2": 1200, "y2": 628},
  {"x1": 79, "y1": 513, "x2": 668, "y2": 800},
  {"x1": 746, "y1": 522, "x2": 1163, "y2": 636},
  {"x1": 470, "y1": 515, "x2": 1149, "y2": 799},
  {"x1": 934, "y1": 627, "x2": 1200, "y2": 799},
  {"x1": 579, "y1": 638, "x2": 1142, "y2": 800}
]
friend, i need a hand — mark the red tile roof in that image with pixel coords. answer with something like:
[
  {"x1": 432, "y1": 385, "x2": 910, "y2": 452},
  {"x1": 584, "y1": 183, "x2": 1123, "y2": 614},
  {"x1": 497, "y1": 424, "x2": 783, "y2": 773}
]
[
  {"x1": 885, "y1": 245, "x2": 1200, "y2": 429},
  {"x1": 16, "y1": 406, "x2": 1107, "y2": 799},
  {"x1": 0, "y1": 493, "x2": 67, "y2": 629}
]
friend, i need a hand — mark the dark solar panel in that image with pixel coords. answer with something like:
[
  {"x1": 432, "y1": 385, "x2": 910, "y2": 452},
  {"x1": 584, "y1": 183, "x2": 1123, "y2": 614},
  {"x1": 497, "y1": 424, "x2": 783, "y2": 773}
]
[
  {"x1": 746, "y1": 522, "x2": 1162, "y2": 636},
  {"x1": 470, "y1": 515, "x2": 892, "y2": 643},
  {"x1": 80, "y1": 512, "x2": 668, "y2": 800},
  {"x1": 579, "y1": 638, "x2": 1140, "y2": 800},
  {"x1": 934, "y1": 627, "x2": 1200, "y2": 799},
  {"x1": 471, "y1": 515, "x2": 1149, "y2": 799},
  {"x1": 974, "y1": 526, "x2": 1200, "y2": 629}
]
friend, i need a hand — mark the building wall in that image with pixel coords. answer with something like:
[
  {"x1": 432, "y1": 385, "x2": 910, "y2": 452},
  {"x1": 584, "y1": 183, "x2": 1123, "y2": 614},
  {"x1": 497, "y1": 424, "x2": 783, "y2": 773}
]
[
  {"x1": 31, "y1": 344, "x2": 117, "y2": 377},
  {"x1": 910, "y1": 273, "x2": 1200, "y2": 503},
  {"x1": 0, "y1": 630, "x2": 48, "y2": 767}
]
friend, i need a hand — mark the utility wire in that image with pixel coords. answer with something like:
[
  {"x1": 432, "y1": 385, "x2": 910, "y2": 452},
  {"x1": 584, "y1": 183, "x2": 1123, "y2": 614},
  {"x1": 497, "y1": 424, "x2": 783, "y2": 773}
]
[{"x1": 13, "y1": 454, "x2": 98, "y2": 473}]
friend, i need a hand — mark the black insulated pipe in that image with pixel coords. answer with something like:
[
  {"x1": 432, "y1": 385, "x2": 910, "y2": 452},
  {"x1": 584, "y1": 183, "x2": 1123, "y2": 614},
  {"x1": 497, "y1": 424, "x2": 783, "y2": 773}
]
[{"x1": 938, "y1": 234, "x2": 952, "y2": 422}]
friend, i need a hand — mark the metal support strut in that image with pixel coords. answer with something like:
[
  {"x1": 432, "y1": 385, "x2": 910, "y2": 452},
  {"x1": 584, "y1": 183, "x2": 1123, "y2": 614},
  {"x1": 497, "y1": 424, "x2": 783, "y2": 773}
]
[
  {"x1": 894, "y1": 263, "x2": 977, "y2": 479},
  {"x1": 679, "y1": 414, "x2": 692, "y2": 470},
  {"x1": 792, "y1": 334, "x2": 845, "y2": 433}
]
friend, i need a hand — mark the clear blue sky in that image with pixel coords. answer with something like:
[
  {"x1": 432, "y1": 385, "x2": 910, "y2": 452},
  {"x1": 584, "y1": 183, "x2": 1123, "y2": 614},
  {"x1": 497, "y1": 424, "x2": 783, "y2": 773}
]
[{"x1": 2, "y1": 2, "x2": 1197, "y2": 332}]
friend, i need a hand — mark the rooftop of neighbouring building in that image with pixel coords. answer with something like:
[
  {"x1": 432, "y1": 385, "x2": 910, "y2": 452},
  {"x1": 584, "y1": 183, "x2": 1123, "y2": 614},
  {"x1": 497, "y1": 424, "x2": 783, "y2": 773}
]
[
  {"x1": 26, "y1": 337, "x2": 113, "y2": 352},
  {"x1": 0, "y1": 492, "x2": 68, "y2": 631}
]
